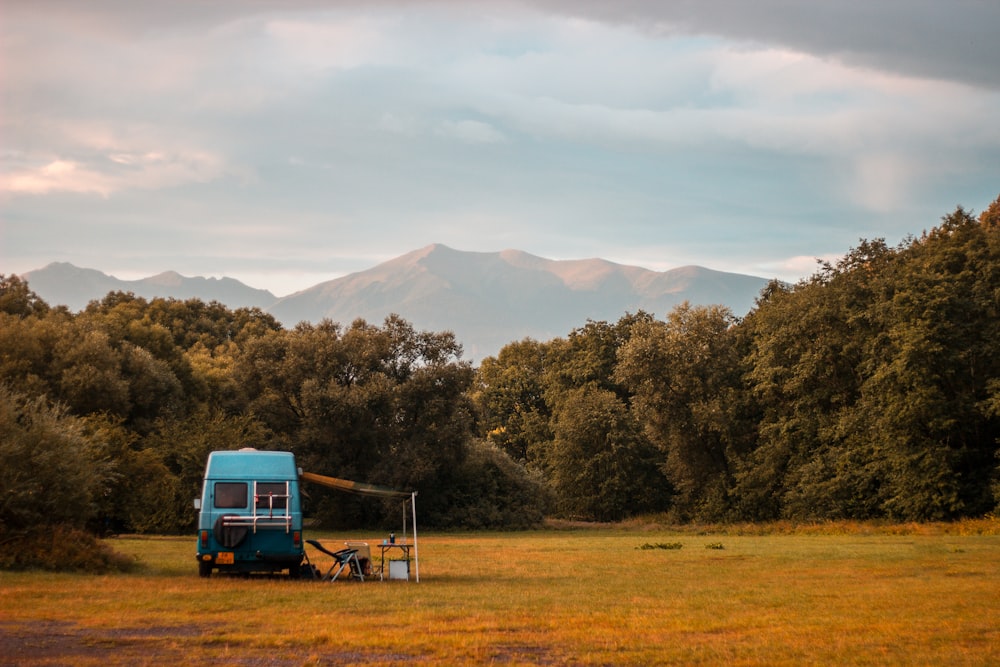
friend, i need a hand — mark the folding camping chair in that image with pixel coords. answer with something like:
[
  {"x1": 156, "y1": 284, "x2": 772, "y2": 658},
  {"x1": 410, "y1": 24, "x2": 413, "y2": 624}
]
[
  {"x1": 305, "y1": 540, "x2": 365, "y2": 581},
  {"x1": 344, "y1": 541, "x2": 379, "y2": 580}
]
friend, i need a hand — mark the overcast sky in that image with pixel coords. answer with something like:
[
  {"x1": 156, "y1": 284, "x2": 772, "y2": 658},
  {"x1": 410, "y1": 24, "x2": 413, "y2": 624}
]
[{"x1": 3, "y1": 0, "x2": 999, "y2": 296}]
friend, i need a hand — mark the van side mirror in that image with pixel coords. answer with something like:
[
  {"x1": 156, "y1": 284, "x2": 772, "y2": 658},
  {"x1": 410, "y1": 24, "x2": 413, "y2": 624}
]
[{"x1": 193, "y1": 498, "x2": 201, "y2": 510}]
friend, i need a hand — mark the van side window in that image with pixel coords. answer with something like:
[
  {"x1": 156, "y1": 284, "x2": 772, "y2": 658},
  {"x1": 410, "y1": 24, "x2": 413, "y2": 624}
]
[
  {"x1": 255, "y1": 482, "x2": 288, "y2": 509},
  {"x1": 215, "y1": 482, "x2": 248, "y2": 508}
]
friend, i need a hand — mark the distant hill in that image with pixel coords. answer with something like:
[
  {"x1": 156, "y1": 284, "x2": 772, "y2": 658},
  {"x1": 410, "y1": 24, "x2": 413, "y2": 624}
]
[
  {"x1": 21, "y1": 246, "x2": 772, "y2": 360},
  {"x1": 22, "y1": 262, "x2": 278, "y2": 311},
  {"x1": 267, "y1": 244, "x2": 771, "y2": 360}
]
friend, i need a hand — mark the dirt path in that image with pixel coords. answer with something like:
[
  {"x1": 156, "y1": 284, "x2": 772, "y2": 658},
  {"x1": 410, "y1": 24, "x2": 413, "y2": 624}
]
[
  {"x1": 1, "y1": 620, "x2": 195, "y2": 666},
  {"x1": 0, "y1": 621, "x2": 416, "y2": 666}
]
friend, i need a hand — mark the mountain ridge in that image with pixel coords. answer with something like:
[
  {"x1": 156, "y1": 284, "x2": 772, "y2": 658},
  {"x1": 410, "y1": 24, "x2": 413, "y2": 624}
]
[
  {"x1": 21, "y1": 245, "x2": 772, "y2": 359},
  {"x1": 268, "y1": 244, "x2": 771, "y2": 359},
  {"x1": 22, "y1": 262, "x2": 278, "y2": 311}
]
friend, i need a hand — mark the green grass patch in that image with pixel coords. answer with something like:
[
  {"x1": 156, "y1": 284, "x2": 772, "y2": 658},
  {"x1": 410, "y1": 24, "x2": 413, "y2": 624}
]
[
  {"x1": 1, "y1": 522, "x2": 998, "y2": 665},
  {"x1": 637, "y1": 541, "x2": 684, "y2": 550}
]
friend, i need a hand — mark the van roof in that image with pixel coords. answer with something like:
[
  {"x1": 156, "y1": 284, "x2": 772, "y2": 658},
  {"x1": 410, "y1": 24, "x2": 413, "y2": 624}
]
[{"x1": 204, "y1": 450, "x2": 298, "y2": 480}]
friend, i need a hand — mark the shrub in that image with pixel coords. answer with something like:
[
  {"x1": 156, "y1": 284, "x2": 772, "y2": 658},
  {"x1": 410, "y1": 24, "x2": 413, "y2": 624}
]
[
  {"x1": 637, "y1": 542, "x2": 683, "y2": 550},
  {"x1": 0, "y1": 385, "x2": 109, "y2": 536},
  {"x1": 0, "y1": 525, "x2": 136, "y2": 573},
  {"x1": 0, "y1": 385, "x2": 131, "y2": 572},
  {"x1": 427, "y1": 439, "x2": 550, "y2": 529}
]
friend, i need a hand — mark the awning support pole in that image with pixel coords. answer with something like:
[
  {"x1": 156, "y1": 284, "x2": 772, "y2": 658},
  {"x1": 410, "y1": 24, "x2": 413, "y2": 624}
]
[{"x1": 411, "y1": 491, "x2": 419, "y2": 583}]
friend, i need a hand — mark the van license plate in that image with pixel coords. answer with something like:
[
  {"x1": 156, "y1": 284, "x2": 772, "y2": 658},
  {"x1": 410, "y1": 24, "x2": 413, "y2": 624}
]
[{"x1": 216, "y1": 552, "x2": 234, "y2": 565}]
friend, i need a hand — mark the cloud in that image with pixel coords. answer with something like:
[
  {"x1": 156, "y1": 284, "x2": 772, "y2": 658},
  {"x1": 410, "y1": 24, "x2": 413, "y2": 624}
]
[
  {"x1": 435, "y1": 120, "x2": 507, "y2": 145},
  {"x1": 262, "y1": 16, "x2": 391, "y2": 71},
  {"x1": 532, "y1": 0, "x2": 1000, "y2": 90},
  {"x1": 2, "y1": 160, "x2": 114, "y2": 197},
  {"x1": 10, "y1": 0, "x2": 998, "y2": 87},
  {"x1": 2, "y1": 0, "x2": 998, "y2": 293},
  {"x1": 765, "y1": 254, "x2": 843, "y2": 283},
  {"x1": 444, "y1": 34, "x2": 998, "y2": 214},
  {"x1": 377, "y1": 113, "x2": 419, "y2": 137},
  {"x1": 1, "y1": 138, "x2": 231, "y2": 198}
]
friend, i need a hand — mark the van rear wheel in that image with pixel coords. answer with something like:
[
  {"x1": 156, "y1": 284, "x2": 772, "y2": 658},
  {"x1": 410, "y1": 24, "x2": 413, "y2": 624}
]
[{"x1": 199, "y1": 561, "x2": 212, "y2": 578}]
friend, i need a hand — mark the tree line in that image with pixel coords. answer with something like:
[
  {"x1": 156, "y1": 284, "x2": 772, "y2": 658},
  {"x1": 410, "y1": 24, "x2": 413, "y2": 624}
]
[
  {"x1": 478, "y1": 201, "x2": 1000, "y2": 522},
  {"x1": 2, "y1": 198, "x2": 998, "y2": 548}
]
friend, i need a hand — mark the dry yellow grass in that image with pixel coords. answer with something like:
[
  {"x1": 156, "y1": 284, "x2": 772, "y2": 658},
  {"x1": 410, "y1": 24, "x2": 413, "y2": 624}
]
[{"x1": 1, "y1": 523, "x2": 998, "y2": 665}]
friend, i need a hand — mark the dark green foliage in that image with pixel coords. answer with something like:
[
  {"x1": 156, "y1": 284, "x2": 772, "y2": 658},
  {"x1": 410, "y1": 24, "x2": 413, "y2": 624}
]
[
  {"x1": 476, "y1": 313, "x2": 673, "y2": 521},
  {"x1": 234, "y1": 315, "x2": 487, "y2": 527},
  {"x1": 114, "y1": 409, "x2": 273, "y2": 534},
  {"x1": 735, "y1": 205, "x2": 1000, "y2": 521},
  {"x1": 0, "y1": 385, "x2": 110, "y2": 543},
  {"x1": 0, "y1": 401, "x2": 136, "y2": 571},
  {"x1": 637, "y1": 542, "x2": 683, "y2": 550},
  {"x1": 423, "y1": 439, "x2": 549, "y2": 529},
  {"x1": 0, "y1": 290, "x2": 548, "y2": 544},
  {"x1": 1, "y1": 196, "x2": 998, "y2": 550},
  {"x1": 0, "y1": 274, "x2": 50, "y2": 318},
  {"x1": 474, "y1": 338, "x2": 553, "y2": 463},
  {"x1": 480, "y1": 198, "x2": 1000, "y2": 523},
  {"x1": 546, "y1": 384, "x2": 667, "y2": 521},
  {"x1": 616, "y1": 303, "x2": 750, "y2": 521}
]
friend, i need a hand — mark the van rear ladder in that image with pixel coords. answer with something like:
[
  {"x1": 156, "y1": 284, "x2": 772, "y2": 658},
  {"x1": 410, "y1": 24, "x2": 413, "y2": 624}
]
[{"x1": 221, "y1": 481, "x2": 294, "y2": 533}]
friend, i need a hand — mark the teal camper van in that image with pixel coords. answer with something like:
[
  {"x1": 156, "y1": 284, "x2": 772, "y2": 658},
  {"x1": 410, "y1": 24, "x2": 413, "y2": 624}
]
[{"x1": 195, "y1": 449, "x2": 306, "y2": 577}]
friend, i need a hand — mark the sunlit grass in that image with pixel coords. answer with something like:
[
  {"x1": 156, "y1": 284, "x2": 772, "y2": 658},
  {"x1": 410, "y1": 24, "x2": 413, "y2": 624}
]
[{"x1": 2, "y1": 522, "x2": 998, "y2": 665}]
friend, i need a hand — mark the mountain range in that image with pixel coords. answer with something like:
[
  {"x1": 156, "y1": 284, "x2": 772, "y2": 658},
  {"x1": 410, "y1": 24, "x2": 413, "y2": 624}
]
[
  {"x1": 21, "y1": 244, "x2": 772, "y2": 360},
  {"x1": 21, "y1": 263, "x2": 278, "y2": 312}
]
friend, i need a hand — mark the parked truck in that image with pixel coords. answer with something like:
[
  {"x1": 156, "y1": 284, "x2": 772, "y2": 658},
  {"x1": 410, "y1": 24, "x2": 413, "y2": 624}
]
[{"x1": 195, "y1": 449, "x2": 307, "y2": 578}]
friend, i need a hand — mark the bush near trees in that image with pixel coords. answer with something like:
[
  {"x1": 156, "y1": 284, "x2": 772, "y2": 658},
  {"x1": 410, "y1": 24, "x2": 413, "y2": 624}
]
[
  {"x1": 1, "y1": 197, "x2": 999, "y2": 568},
  {"x1": 0, "y1": 384, "x2": 133, "y2": 571}
]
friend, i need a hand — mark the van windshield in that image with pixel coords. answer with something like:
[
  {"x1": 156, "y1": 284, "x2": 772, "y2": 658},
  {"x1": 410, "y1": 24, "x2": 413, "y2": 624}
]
[{"x1": 214, "y1": 482, "x2": 248, "y2": 508}]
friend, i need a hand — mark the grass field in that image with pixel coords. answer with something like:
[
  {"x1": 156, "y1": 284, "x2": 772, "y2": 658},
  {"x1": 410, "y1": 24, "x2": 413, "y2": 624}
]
[{"x1": 2, "y1": 521, "x2": 999, "y2": 665}]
